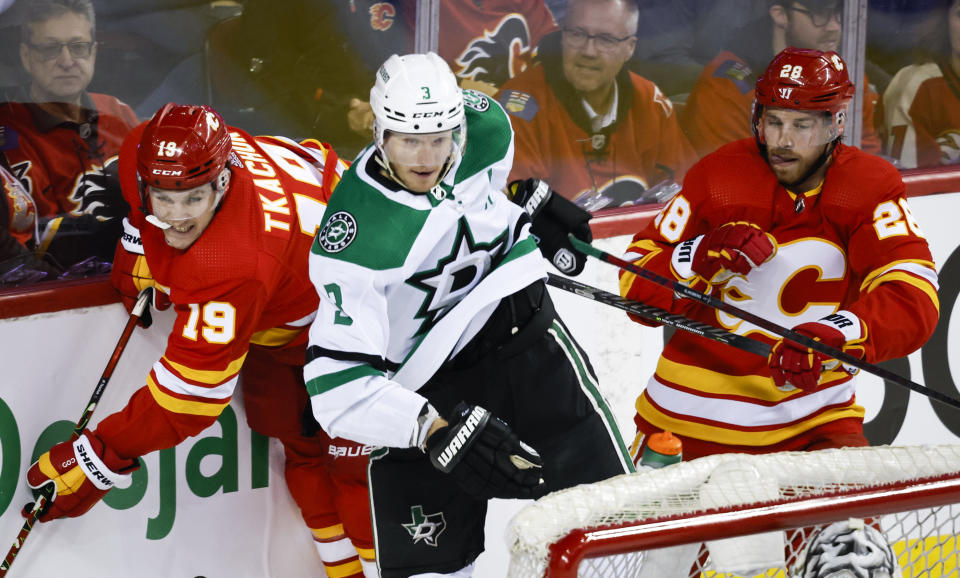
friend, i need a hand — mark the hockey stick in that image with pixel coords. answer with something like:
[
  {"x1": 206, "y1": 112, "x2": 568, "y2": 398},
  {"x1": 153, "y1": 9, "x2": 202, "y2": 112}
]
[
  {"x1": 569, "y1": 235, "x2": 960, "y2": 411},
  {"x1": 546, "y1": 273, "x2": 771, "y2": 357},
  {"x1": 0, "y1": 287, "x2": 153, "y2": 577}
]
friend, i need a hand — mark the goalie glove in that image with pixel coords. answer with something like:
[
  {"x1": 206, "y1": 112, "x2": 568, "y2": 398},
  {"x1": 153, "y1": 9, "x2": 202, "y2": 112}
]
[
  {"x1": 110, "y1": 217, "x2": 170, "y2": 328},
  {"x1": 426, "y1": 402, "x2": 545, "y2": 499},
  {"x1": 25, "y1": 430, "x2": 139, "y2": 522},
  {"x1": 508, "y1": 178, "x2": 592, "y2": 276}
]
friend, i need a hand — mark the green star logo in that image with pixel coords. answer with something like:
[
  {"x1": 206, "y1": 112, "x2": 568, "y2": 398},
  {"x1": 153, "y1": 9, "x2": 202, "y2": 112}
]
[{"x1": 406, "y1": 217, "x2": 507, "y2": 335}]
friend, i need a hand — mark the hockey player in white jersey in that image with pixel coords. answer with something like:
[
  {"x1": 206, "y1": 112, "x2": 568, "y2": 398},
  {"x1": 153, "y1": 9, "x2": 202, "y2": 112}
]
[{"x1": 304, "y1": 52, "x2": 633, "y2": 577}]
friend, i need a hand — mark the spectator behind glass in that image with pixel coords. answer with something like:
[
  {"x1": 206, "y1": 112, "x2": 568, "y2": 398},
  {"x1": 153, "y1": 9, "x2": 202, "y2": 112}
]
[
  {"x1": 0, "y1": 0, "x2": 137, "y2": 283},
  {"x1": 496, "y1": 0, "x2": 696, "y2": 211},
  {"x1": 629, "y1": 0, "x2": 757, "y2": 98},
  {"x1": 681, "y1": 0, "x2": 883, "y2": 158},
  {"x1": 882, "y1": 0, "x2": 960, "y2": 168}
]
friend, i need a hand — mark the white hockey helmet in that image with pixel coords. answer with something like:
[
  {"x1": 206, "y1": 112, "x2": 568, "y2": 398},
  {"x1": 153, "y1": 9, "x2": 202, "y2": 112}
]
[
  {"x1": 370, "y1": 52, "x2": 466, "y2": 183},
  {"x1": 802, "y1": 519, "x2": 900, "y2": 578}
]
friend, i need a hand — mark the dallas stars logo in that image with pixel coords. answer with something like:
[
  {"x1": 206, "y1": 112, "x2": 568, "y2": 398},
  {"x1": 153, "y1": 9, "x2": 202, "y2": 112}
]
[
  {"x1": 406, "y1": 217, "x2": 507, "y2": 335},
  {"x1": 402, "y1": 505, "x2": 446, "y2": 547},
  {"x1": 318, "y1": 211, "x2": 358, "y2": 253}
]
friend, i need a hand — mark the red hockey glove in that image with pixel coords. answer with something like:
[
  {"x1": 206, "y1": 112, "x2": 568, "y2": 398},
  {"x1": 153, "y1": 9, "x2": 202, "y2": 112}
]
[
  {"x1": 111, "y1": 217, "x2": 170, "y2": 327},
  {"x1": 768, "y1": 311, "x2": 863, "y2": 392},
  {"x1": 25, "y1": 430, "x2": 139, "y2": 522},
  {"x1": 677, "y1": 222, "x2": 775, "y2": 286}
]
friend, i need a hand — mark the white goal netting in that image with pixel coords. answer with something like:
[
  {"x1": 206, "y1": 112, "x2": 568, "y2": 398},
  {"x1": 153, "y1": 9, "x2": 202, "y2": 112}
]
[{"x1": 507, "y1": 445, "x2": 960, "y2": 578}]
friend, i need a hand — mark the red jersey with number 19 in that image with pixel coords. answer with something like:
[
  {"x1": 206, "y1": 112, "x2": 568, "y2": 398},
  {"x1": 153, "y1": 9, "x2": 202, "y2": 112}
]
[
  {"x1": 619, "y1": 139, "x2": 939, "y2": 447},
  {"x1": 94, "y1": 125, "x2": 346, "y2": 459}
]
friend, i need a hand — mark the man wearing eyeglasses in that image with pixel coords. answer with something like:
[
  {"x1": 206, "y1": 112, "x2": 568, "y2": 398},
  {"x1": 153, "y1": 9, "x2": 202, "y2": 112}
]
[
  {"x1": 0, "y1": 0, "x2": 138, "y2": 275},
  {"x1": 681, "y1": 0, "x2": 883, "y2": 158},
  {"x1": 495, "y1": 0, "x2": 696, "y2": 210}
]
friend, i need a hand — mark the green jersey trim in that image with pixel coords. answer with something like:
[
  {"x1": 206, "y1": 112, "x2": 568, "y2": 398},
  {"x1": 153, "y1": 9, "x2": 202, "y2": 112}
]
[
  {"x1": 306, "y1": 364, "x2": 383, "y2": 396},
  {"x1": 311, "y1": 169, "x2": 428, "y2": 270},
  {"x1": 455, "y1": 92, "x2": 512, "y2": 185}
]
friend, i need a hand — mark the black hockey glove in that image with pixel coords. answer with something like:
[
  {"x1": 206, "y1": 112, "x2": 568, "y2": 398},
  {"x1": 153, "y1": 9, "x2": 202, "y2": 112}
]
[
  {"x1": 508, "y1": 178, "x2": 592, "y2": 276},
  {"x1": 426, "y1": 402, "x2": 544, "y2": 499}
]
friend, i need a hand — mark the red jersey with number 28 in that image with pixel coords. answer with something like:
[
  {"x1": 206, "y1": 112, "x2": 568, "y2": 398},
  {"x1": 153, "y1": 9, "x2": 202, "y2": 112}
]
[
  {"x1": 95, "y1": 123, "x2": 346, "y2": 459},
  {"x1": 619, "y1": 139, "x2": 939, "y2": 447}
]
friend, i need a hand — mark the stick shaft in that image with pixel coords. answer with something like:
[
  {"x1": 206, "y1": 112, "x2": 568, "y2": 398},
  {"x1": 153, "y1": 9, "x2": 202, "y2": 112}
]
[
  {"x1": 546, "y1": 273, "x2": 771, "y2": 357},
  {"x1": 571, "y1": 236, "x2": 960, "y2": 410}
]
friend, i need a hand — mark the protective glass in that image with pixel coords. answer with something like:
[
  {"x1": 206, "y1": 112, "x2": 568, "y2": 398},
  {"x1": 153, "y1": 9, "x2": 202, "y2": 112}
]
[
  {"x1": 382, "y1": 128, "x2": 464, "y2": 168},
  {"x1": 561, "y1": 27, "x2": 635, "y2": 54},
  {"x1": 790, "y1": 4, "x2": 842, "y2": 27},
  {"x1": 148, "y1": 185, "x2": 218, "y2": 223},
  {"x1": 758, "y1": 107, "x2": 841, "y2": 149},
  {"x1": 27, "y1": 41, "x2": 95, "y2": 61}
]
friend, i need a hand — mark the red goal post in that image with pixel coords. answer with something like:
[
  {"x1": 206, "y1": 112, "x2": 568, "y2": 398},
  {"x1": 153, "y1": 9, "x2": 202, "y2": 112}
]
[{"x1": 507, "y1": 445, "x2": 960, "y2": 578}]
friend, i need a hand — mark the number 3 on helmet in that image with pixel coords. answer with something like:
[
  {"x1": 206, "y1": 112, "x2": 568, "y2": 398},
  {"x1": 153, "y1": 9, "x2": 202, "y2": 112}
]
[{"x1": 368, "y1": 52, "x2": 467, "y2": 184}]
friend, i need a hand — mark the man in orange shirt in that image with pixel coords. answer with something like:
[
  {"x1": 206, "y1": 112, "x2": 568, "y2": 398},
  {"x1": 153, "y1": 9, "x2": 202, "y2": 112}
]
[
  {"x1": 682, "y1": 0, "x2": 882, "y2": 158},
  {"x1": 0, "y1": 0, "x2": 139, "y2": 269},
  {"x1": 497, "y1": 0, "x2": 696, "y2": 210}
]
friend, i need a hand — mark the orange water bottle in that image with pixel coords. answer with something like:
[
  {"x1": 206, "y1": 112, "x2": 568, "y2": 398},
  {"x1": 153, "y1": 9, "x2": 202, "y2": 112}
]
[{"x1": 640, "y1": 430, "x2": 682, "y2": 469}]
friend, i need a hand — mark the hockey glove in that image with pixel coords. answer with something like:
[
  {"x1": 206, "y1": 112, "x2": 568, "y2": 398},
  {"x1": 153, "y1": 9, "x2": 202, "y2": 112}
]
[
  {"x1": 508, "y1": 178, "x2": 592, "y2": 276},
  {"x1": 110, "y1": 217, "x2": 170, "y2": 328},
  {"x1": 679, "y1": 222, "x2": 775, "y2": 286},
  {"x1": 426, "y1": 403, "x2": 544, "y2": 499},
  {"x1": 25, "y1": 430, "x2": 139, "y2": 522},
  {"x1": 768, "y1": 311, "x2": 864, "y2": 392}
]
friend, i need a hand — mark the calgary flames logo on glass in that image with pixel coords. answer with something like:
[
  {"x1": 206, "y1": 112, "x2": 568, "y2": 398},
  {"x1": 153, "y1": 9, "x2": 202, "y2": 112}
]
[
  {"x1": 369, "y1": 2, "x2": 395, "y2": 31},
  {"x1": 456, "y1": 15, "x2": 534, "y2": 88}
]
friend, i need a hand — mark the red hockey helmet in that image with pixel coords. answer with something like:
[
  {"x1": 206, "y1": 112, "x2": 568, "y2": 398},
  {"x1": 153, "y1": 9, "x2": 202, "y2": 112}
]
[
  {"x1": 137, "y1": 103, "x2": 232, "y2": 190},
  {"x1": 752, "y1": 47, "x2": 856, "y2": 139}
]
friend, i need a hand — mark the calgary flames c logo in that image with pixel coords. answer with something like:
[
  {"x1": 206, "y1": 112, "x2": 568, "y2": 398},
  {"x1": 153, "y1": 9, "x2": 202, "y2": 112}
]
[{"x1": 370, "y1": 2, "x2": 395, "y2": 31}]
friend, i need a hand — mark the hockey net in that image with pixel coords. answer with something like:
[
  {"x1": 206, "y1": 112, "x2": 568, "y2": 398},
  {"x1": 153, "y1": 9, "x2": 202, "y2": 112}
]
[{"x1": 507, "y1": 445, "x2": 960, "y2": 578}]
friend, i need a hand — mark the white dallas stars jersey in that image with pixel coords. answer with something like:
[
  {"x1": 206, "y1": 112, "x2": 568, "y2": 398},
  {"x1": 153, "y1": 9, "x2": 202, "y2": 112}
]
[{"x1": 304, "y1": 91, "x2": 547, "y2": 448}]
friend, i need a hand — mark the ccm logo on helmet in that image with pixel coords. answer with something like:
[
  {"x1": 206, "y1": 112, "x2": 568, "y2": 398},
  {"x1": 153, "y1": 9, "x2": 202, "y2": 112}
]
[
  {"x1": 152, "y1": 169, "x2": 183, "y2": 176},
  {"x1": 412, "y1": 111, "x2": 444, "y2": 118}
]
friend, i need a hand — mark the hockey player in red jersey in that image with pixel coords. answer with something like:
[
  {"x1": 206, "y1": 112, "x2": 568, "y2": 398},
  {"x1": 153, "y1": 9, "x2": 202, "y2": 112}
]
[
  {"x1": 619, "y1": 48, "x2": 939, "y2": 462},
  {"x1": 24, "y1": 104, "x2": 376, "y2": 578}
]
